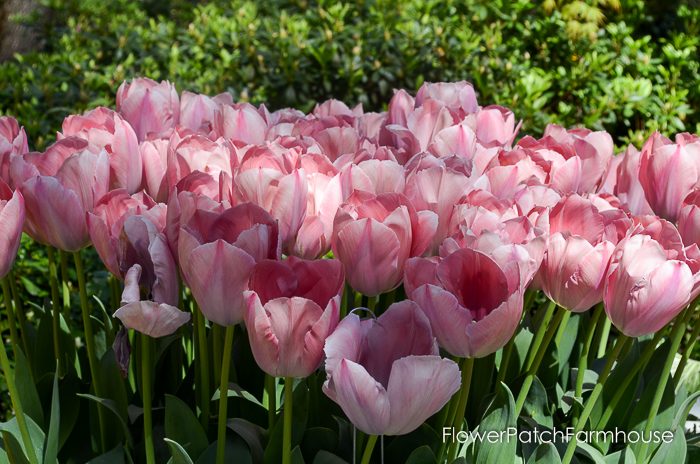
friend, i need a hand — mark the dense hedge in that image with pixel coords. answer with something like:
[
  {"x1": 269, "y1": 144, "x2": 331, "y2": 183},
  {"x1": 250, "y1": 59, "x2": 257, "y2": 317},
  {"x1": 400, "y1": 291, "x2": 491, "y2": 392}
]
[{"x1": 1, "y1": 0, "x2": 699, "y2": 150}]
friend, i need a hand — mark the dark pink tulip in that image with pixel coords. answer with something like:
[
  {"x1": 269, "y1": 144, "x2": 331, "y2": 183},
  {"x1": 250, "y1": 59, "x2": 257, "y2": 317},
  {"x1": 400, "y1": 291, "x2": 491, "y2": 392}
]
[
  {"x1": 332, "y1": 191, "x2": 437, "y2": 296},
  {"x1": 113, "y1": 264, "x2": 190, "y2": 337},
  {"x1": 605, "y1": 234, "x2": 694, "y2": 337},
  {"x1": 17, "y1": 146, "x2": 110, "y2": 251},
  {"x1": 0, "y1": 180, "x2": 24, "y2": 279},
  {"x1": 59, "y1": 107, "x2": 142, "y2": 193},
  {"x1": 0, "y1": 116, "x2": 28, "y2": 186},
  {"x1": 221, "y1": 103, "x2": 267, "y2": 145},
  {"x1": 116, "y1": 78, "x2": 180, "y2": 141},
  {"x1": 88, "y1": 189, "x2": 166, "y2": 277},
  {"x1": 178, "y1": 203, "x2": 279, "y2": 326},
  {"x1": 406, "y1": 248, "x2": 523, "y2": 358},
  {"x1": 638, "y1": 132, "x2": 700, "y2": 221},
  {"x1": 322, "y1": 300, "x2": 461, "y2": 435},
  {"x1": 243, "y1": 257, "x2": 343, "y2": 377},
  {"x1": 679, "y1": 189, "x2": 700, "y2": 247}
]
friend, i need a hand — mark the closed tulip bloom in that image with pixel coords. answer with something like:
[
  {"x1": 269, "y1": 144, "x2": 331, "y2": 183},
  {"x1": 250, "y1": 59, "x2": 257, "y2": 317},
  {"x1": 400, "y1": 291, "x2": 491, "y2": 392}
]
[
  {"x1": 243, "y1": 257, "x2": 343, "y2": 378},
  {"x1": 0, "y1": 116, "x2": 28, "y2": 186},
  {"x1": 114, "y1": 264, "x2": 190, "y2": 338},
  {"x1": 614, "y1": 145, "x2": 654, "y2": 215},
  {"x1": 405, "y1": 248, "x2": 523, "y2": 358},
  {"x1": 678, "y1": 189, "x2": 700, "y2": 247},
  {"x1": 604, "y1": 234, "x2": 694, "y2": 337},
  {"x1": 59, "y1": 107, "x2": 142, "y2": 193},
  {"x1": 322, "y1": 300, "x2": 461, "y2": 436},
  {"x1": 332, "y1": 190, "x2": 437, "y2": 296},
  {"x1": 0, "y1": 180, "x2": 24, "y2": 279},
  {"x1": 414, "y1": 81, "x2": 479, "y2": 116},
  {"x1": 116, "y1": 78, "x2": 180, "y2": 141},
  {"x1": 178, "y1": 203, "x2": 279, "y2": 326}
]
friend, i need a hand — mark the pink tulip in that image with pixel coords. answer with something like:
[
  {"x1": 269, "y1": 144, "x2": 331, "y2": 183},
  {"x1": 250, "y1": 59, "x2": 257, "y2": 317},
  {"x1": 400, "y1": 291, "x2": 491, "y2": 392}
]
[
  {"x1": 415, "y1": 81, "x2": 478, "y2": 116},
  {"x1": 322, "y1": 300, "x2": 461, "y2": 435},
  {"x1": 638, "y1": 132, "x2": 700, "y2": 221},
  {"x1": 179, "y1": 91, "x2": 231, "y2": 136},
  {"x1": 113, "y1": 264, "x2": 190, "y2": 337},
  {"x1": 59, "y1": 107, "x2": 142, "y2": 193},
  {"x1": 614, "y1": 145, "x2": 653, "y2": 215},
  {"x1": 679, "y1": 189, "x2": 700, "y2": 247},
  {"x1": 221, "y1": 103, "x2": 267, "y2": 145},
  {"x1": 604, "y1": 234, "x2": 694, "y2": 337},
  {"x1": 166, "y1": 134, "x2": 234, "y2": 189},
  {"x1": 332, "y1": 191, "x2": 437, "y2": 296},
  {"x1": 140, "y1": 138, "x2": 170, "y2": 201},
  {"x1": 0, "y1": 180, "x2": 24, "y2": 279},
  {"x1": 0, "y1": 116, "x2": 28, "y2": 186},
  {"x1": 178, "y1": 203, "x2": 279, "y2": 326},
  {"x1": 405, "y1": 248, "x2": 523, "y2": 357},
  {"x1": 116, "y1": 78, "x2": 180, "y2": 141},
  {"x1": 471, "y1": 105, "x2": 518, "y2": 148},
  {"x1": 243, "y1": 257, "x2": 343, "y2": 377}
]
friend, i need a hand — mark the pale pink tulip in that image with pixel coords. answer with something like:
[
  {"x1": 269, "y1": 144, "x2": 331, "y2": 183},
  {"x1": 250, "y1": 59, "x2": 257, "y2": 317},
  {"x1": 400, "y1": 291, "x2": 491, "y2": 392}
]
[
  {"x1": 614, "y1": 145, "x2": 653, "y2": 215},
  {"x1": 116, "y1": 78, "x2": 180, "y2": 141},
  {"x1": 0, "y1": 116, "x2": 28, "y2": 186},
  {"x1": 323, "y1": 301, "x2": 461, "y2": 435},
  {"x1": 0, "y1": 180, "x2": 24, "y2": 279},
  {"x1": 679, "y1": 189, "x2": 700, "y2": 247}
]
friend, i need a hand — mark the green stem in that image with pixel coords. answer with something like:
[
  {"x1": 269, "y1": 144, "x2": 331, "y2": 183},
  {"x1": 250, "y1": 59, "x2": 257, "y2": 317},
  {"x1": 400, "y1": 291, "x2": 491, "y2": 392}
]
[
  {"x1": 1, "y1": 277, "x2": 20, "y2": 356},
  {"x1": 497, "y1": 335, "x2": 515, "y2": 384},
  {"x1": 47, "y1": 247, "x2": 63, "y2": 376},
  {"x1": 8, "y1": 270, "x2": 29, "y2": 359},
  {"x1": 636, "y1": 315, "x2": 688, "y2": 462},
  {"x1": 515, "y1": 306, "x2": 567, "y2": 416},
  {"x1": 674, "y1": 309, "x2": 700, "y2": 386},
  {"x1": 573, "y1": 307, "x2": 604, "y2": 424},
  {"x1": 596, "y1": 330, "x2": 664, "y2": 430},
  {"x1": 212, "y1": 323, "x2": 222, "y2": 384},
  {"x1": 367, "y1": 295, "x2": 377, "y2": 312},
  {"x1": 554, "y1": 310, "x2": 571, "y2": 346},
  {"x1": 196, "y1": 305, "x2": 210, "y2": 429},
  {"x1": 561, "y1": 335, "x2": 630, "y2": 464},
  {"x1": 59, "y1": 250, "x2": 71, "y2": 315},
  {"x1": 73, "y1": 251, "x2": 106, "y2": 452},
  {"x1": 446, "y1": 357, "x2": 475, "y2": 462},
  {"x1": 361, "y1": 294, "x2": 369, "y2": 309},
  {"x1": 216, "y1": 325, "x2": 235, "y2": 464},
  {"x1": 141, "y1": 334, "x2": 155, "y2": 464},
  {"x1": 266, "y1": 374, "x2": 277, "y2": 429},
  {"x1": 360, "y1": 434, "x2": 378, "y2": 464},
  {"x1": 524, "y1": 300, "x2": 557, "y2": 371},
  {"x1": 595, "y1": 317, "x2": 612, "y2": 359},
  {"x1": 282, "y1": 377, "x2": 294, "y2": 464},
  {"x1": 0, "y1": 325, "x2": 38, "y2": 464}
]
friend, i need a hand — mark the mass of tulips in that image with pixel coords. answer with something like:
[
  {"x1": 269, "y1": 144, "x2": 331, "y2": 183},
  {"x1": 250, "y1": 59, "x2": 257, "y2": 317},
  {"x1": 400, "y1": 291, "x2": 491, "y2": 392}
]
[{"x1": 0, "y1": 78, "x2": 698, "y2": 464}]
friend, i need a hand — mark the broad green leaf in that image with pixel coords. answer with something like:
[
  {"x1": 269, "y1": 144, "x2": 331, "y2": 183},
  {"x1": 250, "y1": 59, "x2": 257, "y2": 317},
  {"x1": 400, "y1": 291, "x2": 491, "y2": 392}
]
[
  {"x1": 86, "y1": 446, "x2": 125, "y2": 463},
  {"x1": 196, "y1": 436, "x2": 253, "y2": 464},
  {"x1": 14, "y1": 348, "x2": 44, "y2": 429},
  {"x1": 0, "y1": 414, "x2": 45, "y2": 462},
  {"x1": 526, "y1": 442, "x2": 561, "y2": 464},
  {"x1": 228, "y1": 418, "x2": 267, "y2": 463},
  {"x1": 474, "y1": 382, "x2": 517, "y2": 464},
  {"x1": 406, "y1": 445, "x2": 437, "y2": 464},
  {"x1": 165, "y1": 395, "x2": 208, "y2": 461},
  {"x1": 603, "y1": 447, "x2": 636, "y2": 464},
  {"x1": 164, "y1": 438, "x2": 195, "y2": 464},
  {"x1": 522, "y1": 376, "x2": 552, "y2": 428},
  {"x1": 43, "y1": 369, "x2": 60, "y2": 464},
  {"x1": 77, "y1": 394, "x2": 133, "y2": 447},
  {"x1": 212, "y1": 383, "x2": 265, "y2": 409},
  {"x1": 312, "y1": 450, "x2": 347, "y2": 464},
  {"x1": 264, "y1": 380, "x2": 309, "y2": 464},
  {"x1": 648, "y1": 428, "x2": 686, "y2": 464}
]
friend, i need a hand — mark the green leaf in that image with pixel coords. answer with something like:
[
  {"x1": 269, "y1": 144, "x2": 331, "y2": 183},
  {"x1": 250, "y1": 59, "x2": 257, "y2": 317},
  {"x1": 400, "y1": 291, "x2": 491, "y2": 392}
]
[
  {"x1": 474, "y1": 382, "x2": 517, "y2": 464},
  {"x1": 0, "y1": 414, "x2": 45, "y2": 463},
  {"x1": 228, "y1": 418, "x2": 266, "y2": 463},
  {"x1": 14, "y1": 348, "x2": 44, "y2": 429},
  {"x1": 86, "y1": 446, "x2": 125, "y2": 464},
  {"x1": 196, "y1": 436, "x2": 253, "y2": 464},
  {"x1": 264, "y1": 380, "x2": 309, "y2": 464},
  {"x1": 1, "y1": 430, "x2": 30, "y2": 464},
  {"x1": 406, "y1": 445, "x2": 437, "y2": 464},
  {"x1": 165, "y1": 395, "x2": 208, "y2": 460},
  {"x1": 164, "y1": 438, "x2": 195, "y2": 464},
  {"x1": 212, "y1": 382, "x2": 265, "y2": 409},
  {"x1": 526, "y1": 442, "x2": 561, "y2": 464},
  {"x1": 648, "y1": 428, "x2": 686, "y2": 464},
  {"x1": 76, "y1": 393, "x2": 133, "y2": 447},
  {"x1": 522, "y1": 376, "x2": 552, "y2": 428},
  {"x1": 312, "y1": 450, "x2": 347, "y2": 464},
  {"x1": 43, "y1": 369, "x2": 60, "y2": 464},
  {"x1": 603, "y1": 447, "x2": 636, "y2": 464}
]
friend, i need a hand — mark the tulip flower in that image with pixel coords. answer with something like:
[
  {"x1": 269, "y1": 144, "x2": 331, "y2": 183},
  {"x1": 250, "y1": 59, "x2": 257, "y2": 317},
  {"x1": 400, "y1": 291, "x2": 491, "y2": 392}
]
[
  {"x1": 243, "y1": 257, "x2": 343, "y2": 378},
  {"x1": 180, "y1": 91, "x2": 231, "y2": 136},
  {"x1": 332, "y1": 190, "x2": 437, "y2": 296},
  {"x1": 414, "y1": 81, "x2": 478, "y2": 116},
  {"x1": 0, "y1": 116, "x2": 28, "y2": 186},
  {"x1": 405, "y1": 248, "x2": 523, "y2": 358},
  {"x1": 59, "y1": 107, "x2": 143, "y2": 193},
  {"x1": 221, "y1": 103, "x2": 268, "y2": 145},
  {"x1": 0, "y1": 180, "x2": 24, "y2": 279},
  {"x1": 178, "y1": 202, "x2": 279, "y2": 326},
  {"x1": 140, "y1": 138, "x2": 170, "y2": 202},
  {"x1": 322, "y1": 300, "x2": 461, "y2": 435},
  {"x1": 638, "y1": 132, "x2": 700, "y2": 221},
  {"x1": 679, "y1": 189, "x2": 700, "y2": 247},
  {"x1": 604, "y1": 233, "x2": 694, "y2": 337},
  {"x1": 117, "y1": 78, "x2": 180, "y2": 141}
]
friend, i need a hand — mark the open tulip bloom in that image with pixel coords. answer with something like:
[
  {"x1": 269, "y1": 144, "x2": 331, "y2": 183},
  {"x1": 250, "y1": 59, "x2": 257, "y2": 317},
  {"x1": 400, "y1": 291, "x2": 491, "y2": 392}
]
[{"x1": 0, "y1": 80, "x2": 699, "y2": 464}]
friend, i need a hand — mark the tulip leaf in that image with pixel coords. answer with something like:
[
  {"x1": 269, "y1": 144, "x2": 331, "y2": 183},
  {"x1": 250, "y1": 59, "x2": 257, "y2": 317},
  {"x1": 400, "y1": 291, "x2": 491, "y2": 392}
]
[
  {"x1": 264, "y1": 380, "x2": 309, "y2": 464},
  {"x1": 1, "y1": 430, "x2": 30, "y2": 464},
  {"x1": 212, "y1": 383, "x2": 265, "y2": 409},
  {"x1": 97, "y1": 348, "x2": 131, "y2": 447},
  {"x1": 405, "y1": 445, "x2": 437, "y2": 464},
  {"x1": 300, "y1": 426, "x2": 337, "y2": 460},
  {"x1": 526, "y1": 442, "x2": 561, "y2": 464},
  {"x1": 13, "y1": 347, "x2": 45, "y2": 430},
  {"x1": 228, "y1": 418, "x2": 266, "y2": 463},
  {"x1": 521, "y1": 375, "x2": 552, "y2": 428},
  {"x1": 671, "y1": 390, "x2": 700, "y2": 430},
  {"x1": 165, "y1": 394, "x2": 208, "y2": 461},
  {"x1": 85, "y1": 445, "x2": 126, "y2": 463},
  {"x1": 196, "y1": 436, "x2": 253, "y2": 464},
  {"x1": 0, "y1": 414, "x2": 45, "y2": 462},
  {"x1": 164, "y1": 438, "x2": 195, "y2": 464},
  {"x1": 312, "y1": 450, "x2": 347, "y2": 464},
  {"x1": 573, "y1": 441, "x2": 606, "y2": 463},
  {"x1": 43, "y1": 369, "x2": 60, "y2": 464},
  {"x1": 474, "y1": 382, "x2": 516, "y2": 464},
  {"x1": 648, "y1": 428, "x2": 686, "y2": 464},
  {"x1": 77, "y1": 394, "x2": 133, "y2": 447},
  {"x1": 603, "y1": 447, "x2": 636, "y2": 464},
  {"x1": 385, "y1": 423, "x2": 440, "y2": 463}
]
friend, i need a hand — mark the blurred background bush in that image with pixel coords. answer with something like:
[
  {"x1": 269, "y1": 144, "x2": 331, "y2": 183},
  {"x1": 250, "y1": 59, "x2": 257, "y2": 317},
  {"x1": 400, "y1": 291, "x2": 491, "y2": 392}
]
[{"x1": 0, "y1": 0, "x2": 699, "y2": 151}]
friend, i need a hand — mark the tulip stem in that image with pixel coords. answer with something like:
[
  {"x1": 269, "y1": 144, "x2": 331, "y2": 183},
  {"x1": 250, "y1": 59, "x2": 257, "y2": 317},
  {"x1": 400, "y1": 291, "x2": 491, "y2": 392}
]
[
  {"x1": 595, "y1": 317, "x2": 612, "y2": 359},
  {"x1": 595, "y1": 330, "x2": 663, "y2": 430},
  {"x1": 196, "y1": 305, "x2": 210, "y2": 429},
  {"x1": 73, "y1": 250, "x2": 107, "y2": 452},
  {"x1": 1, "y1": 277, "x2": 20, "y2": 358},
  {"x1": 572, "y1": 306, "x2": 604, "y2": 424},
  {"x1": 524, "y1": 300, "x2": 556, "y2": 371},
  {"x1": 561, "y1": 334, "x2": 630, "y2": 464},
  {"x1": 636, "y1": 314, "x2": 688, "y2": 462},
  {"x1": 360, "y1": 434, "x2": 377, "y2": 464},
  {"x1": 216, "y1": 325, "x2": 235, "y2": 464},
  {"x1": 497, "y1": 336, "x2": 515, "y2": 384},
  {"x1": 141, "y1": 333, "x2": 155, "y2": 464},
  {"x1": 283, "y1": 377, "x2": 295, "y2": 464},
  {"x1": 674, "y1": 306, "x2": 700, "y2": 386},
  {"x1": 0, "y1": 319, "x2": 38, "y2": 464},
  {"x1": 59, "y1": 250, "x2": 71, "y2": 315},
  {"x1": 8, "y1": 270, "x2": 29, "y2": 359},
  {"x1": 47, "y1": 247, "x2": 64, "y2": 376},
  {"x1": 266, "y1": 374, "x2": 277, "y2": 429},
  {"x1": 447, "y1": 357, "x2": 474, "y2": 462},
  {"x1": 515, "y1": 305, "x2": 566, "y2": 416}
]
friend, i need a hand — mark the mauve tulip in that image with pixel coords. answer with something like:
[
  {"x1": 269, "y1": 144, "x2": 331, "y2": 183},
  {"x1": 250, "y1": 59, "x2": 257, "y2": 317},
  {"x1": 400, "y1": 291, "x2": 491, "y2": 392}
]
[
  {"x1": 604, "y1": 234, "x2": 694, "y2": 337},
  {"x1": 178, "y1": 203, "x2": 279, "y2": 326},
  {"x1": 114, "y1": 264, "x2": 190, "y2": 337},
  {"x1": 638, "y1": 132, "x2": 700, "y2": 221},
  {"x1": 243, "y1": 257, "x2": 343, "y2": 377},
  {"x1": 59, "y1": 107, "x2": 142, "y2": 193},
  {"x1": 0, "y1": 116, "x2": 28, "y2": 186},
  {"x1": 405, "y1": 248, "x2": 523, "y2": 358},
  {"x1": 679, "y1": 189, "x2": 700, "y2": 247},
  {"x1": 332, "y1": 191, "x2": 437, "y2": 296},
  {"x1": 0, "y1": 180, "x2": 24, "y2": 279},
  {"x1": 322, "y1": 300, "x2": 461, "y2": 436},
  {"x1": 117, "y1": 78, "x2": 180, "y2": 141}
]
